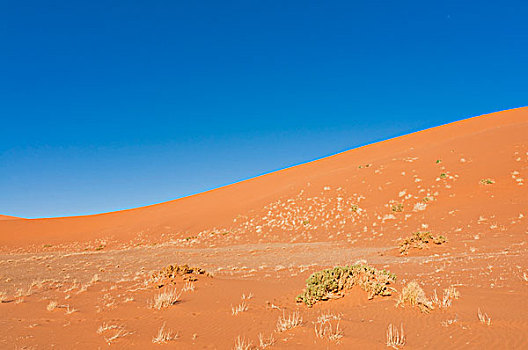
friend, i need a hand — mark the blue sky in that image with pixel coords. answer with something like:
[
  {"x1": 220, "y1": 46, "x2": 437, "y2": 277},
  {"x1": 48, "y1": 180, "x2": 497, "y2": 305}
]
[{"x1": 1, "y1": 1, "x2": 527, "y2": 218}]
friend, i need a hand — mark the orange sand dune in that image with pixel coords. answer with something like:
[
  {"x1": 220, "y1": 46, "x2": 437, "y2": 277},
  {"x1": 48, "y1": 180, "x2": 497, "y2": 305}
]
[
  {"x1": 1, "y1": 108, "x2": 527, "y2": 349},
  {"x1": 0, "y1": 107, "x2": 526, "y2": 250},
  {"x1": 0, "y1": 214, "x2": 21, "y2": 221}
]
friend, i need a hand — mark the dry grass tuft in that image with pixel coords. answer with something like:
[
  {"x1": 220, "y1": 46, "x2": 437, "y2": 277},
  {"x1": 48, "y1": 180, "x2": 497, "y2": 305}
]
[
  {"x1": 477, "y1": 308, "x2": 491, "y2": 325},
  {"x1": 386, "y1": 323, "x2": 406, "y2": 348},
  {"x1": 151, "y1": 288, "x2": 182, "y2": 309},
  {"x1": 152, "y1": 322, "x2": 178, "y2": 344},
  {"x1": 276, "y1": 310, "x2": 303, "y2": 332},
  {"x1": 314, "y1": 312, "x2": 343, "y2": 342},
  {"x1": 399, "y1": 231, "x2": 447, "y2": 254},
  {"x1": 233, "y1": 336, "x2": 252, "y2": 350},
  {"x1": 258, "y1": 333, "x2": 275, "y2": 348},
  {"x1": 181, "y1": 281, "x2": 195, "y2": 292},
  {"x1": 232, "y1": 300, "x2": 248, "y2": 316},
  {"x1": 47, "y1": 300, "x2": 58, "y2": 311},
  {"x1": 431, "y1": 285, "x2": 460, "y2": 308},
  {"x1": 396, "y1": 281, "x2": 434, "y2": 313},
  {"x1": 97, "y1": 323, "x2": 131, "y2": 345}
]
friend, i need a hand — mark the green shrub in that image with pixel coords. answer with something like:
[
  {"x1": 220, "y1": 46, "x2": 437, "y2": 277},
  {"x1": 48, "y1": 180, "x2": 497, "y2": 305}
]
[{"x1": 296, "y1": 264, "x2": 396, "y2": 307}]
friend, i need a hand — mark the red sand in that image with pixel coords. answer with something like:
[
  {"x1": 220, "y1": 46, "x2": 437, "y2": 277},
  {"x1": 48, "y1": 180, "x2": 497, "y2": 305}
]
[{"x1": 0, "y1": 107, "x2": 527, "y2": 349}]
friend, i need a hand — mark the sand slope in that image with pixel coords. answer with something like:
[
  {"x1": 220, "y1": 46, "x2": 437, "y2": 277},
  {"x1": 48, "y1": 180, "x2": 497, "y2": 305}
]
[
  {"x1": 0, "y1": 107, "x2": 527, "y2": 349},
  {"x1": 1, "y1": 107, "x2": 526, "y2": 249}
]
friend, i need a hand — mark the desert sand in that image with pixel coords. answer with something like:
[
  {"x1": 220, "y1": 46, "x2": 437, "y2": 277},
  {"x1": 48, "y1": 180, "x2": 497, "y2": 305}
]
[{"x1": 0, "y1": 107, "x2": 527, "y2": 349}]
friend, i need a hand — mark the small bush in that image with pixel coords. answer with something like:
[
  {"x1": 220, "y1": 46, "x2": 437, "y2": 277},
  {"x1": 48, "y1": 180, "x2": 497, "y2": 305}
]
[
  {"x1": 399, "y1": 232, "x2": 446, "y2": 254},
  {"x1": 296, "y1": 264, "x2": 396, "y2": 307}
]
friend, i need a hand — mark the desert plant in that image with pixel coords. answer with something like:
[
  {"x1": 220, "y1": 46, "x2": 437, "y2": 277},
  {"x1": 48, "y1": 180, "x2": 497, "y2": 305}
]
[
  {"x1": 386, "y1": 323, "x2": 405, "y2": 348},
  {"x1": 47, "y1": 300, "x2": 58, "y2": 311},
  {"x1": 151, "y1": 288, "x2": 182, "y2": 309},
  {"x1": 276, "y1": 310, "x2": 303, "y2": 332},
  {"x1": 314, "y1": 313, "x2": 343, "y2": 342},
  {"x1": 396, "y1": 281, "x2": 434, "y2": 313},
  {"x1": 391, "y1": 204, "x2": 404, "y2": 212},
  {"x1": 399, "y1": 232, "x2": 447, "y2": 254},
  {"x1": 432, "y1": 285, "x2": 460, "y2": 308},
  {"x1": 296, "y1": 264, "x2": 396, "y2": 307},
  {"x1": 233, "y1": 336, "x2": 252, "y2": 350},
  {"x1": 477, "y1": 308, "x2": 491, "y2": 325},
  {"x1": 258, "y1": 333, "x2": 275, "y2": 348},
  {"x1": 479, "y1": 178, "x2": 495, "y2": 185},
  {"x1": 232, "y1": 300, "x2": 248, "y2": 316},
  {"x1": 152, "y1": 322, "x2": 177, "y2": 344}
]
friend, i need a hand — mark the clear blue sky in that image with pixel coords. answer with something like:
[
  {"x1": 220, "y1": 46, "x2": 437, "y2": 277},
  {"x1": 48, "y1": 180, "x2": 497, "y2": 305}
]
[{"x1": 1, "y1": 1, "x2": 527, "y2": 218}]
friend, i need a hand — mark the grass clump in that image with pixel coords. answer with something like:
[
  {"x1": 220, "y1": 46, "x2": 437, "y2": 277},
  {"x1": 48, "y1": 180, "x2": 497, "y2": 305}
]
[
  {"x1": 399, "y1": 231, "x2": 447, "y2": 255},
  {"x1": 296, "y1": 264, "x2": 396, "y2": 307},
  {"x1": 396, "y1": 281, "x2": 434, "y2": 313}
]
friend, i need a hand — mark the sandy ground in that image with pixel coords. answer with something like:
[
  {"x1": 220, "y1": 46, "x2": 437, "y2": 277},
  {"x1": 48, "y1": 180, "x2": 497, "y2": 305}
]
[{"x1": 0, "y1": 107, "x2": 527, "y2": 349}]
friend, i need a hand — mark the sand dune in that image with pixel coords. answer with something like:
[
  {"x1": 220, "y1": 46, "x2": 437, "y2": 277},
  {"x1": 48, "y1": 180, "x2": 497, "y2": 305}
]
[
  {"x1": 0, "y1": 107, "x2": 527, "y2": 349},
  {"x1": 0, "y1": 215, "x2": 21, "y2": 221}
]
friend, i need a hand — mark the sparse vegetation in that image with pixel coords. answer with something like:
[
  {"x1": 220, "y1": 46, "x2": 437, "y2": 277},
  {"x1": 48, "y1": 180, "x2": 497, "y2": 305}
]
[
  {"x1": 276, "y1": 310, "x2": 303, "y2": 332},
  {"x1": 399, "y1": 231, "x2": 447, "y2": 254},
  {"x1": 480, "y1": 178, "x2": 495, "y2": 185},
  {"x1": 440, "y1": 173, "x2": 447, "y2": 179},
  {"x1": 314, "y1": 312, "x2": 343, "y2": 342},
  {"x1": 296, "y1": 264, "x2": 396, "y2": 307},
  {"x1": 97, "y1": 323, "x2": 131, "y2": 345},
  {"x1": 152, "y1": 322, "x2": 178, "y2": 344},
  {"x1": 258, "y1": 333, "x2": 275, "y2": 348},
  {"x1": 233, "y1": 336, "x2": 252, "y2": 350},
  {"x1": 436, "y1": 159, "x2": 442, "y2": 164},
  {"x1": 396, "y1": 281, "x2": 433, "y2": 313},
  {"x1": 391, "y1": 204, "x2": 404, "y2": 212},
  {"x1": 477, "y1": 308, "x2": 491, "y2": 325},
  {"x1": 151, "y1": 288, "x2": 182, "y2": 309},
  {"x1": 152, "y1": 264, "x2": 209, "y2": 285},
  {"x1": 386, "y1": 323, "x2": 406, "y2": 349},
  {"x1": 231, "y1": 300, "x2": 248, "y2": 316},
  {"x1": 431, "y1": 285, "x2": 460, "y2": 308},
  {"x1": 47, "y1": 300, "x2": 58, "y2": 311}
]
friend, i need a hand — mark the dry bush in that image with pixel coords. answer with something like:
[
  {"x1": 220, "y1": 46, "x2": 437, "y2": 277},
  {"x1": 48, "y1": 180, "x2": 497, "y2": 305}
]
[
  {"x1": 296, "y1": 264, "x2": 396, "y2": 306},
  {"x1": 477, "y1": 308, "x2": 491, "y2": 325},
  {"x1": 233, "y1": 336, "x2": 252, "y2": 350},
  {"x1": 0, "y1": 291, "x2": 7, "y2": 303},
  {"x1": 232, "y1": 300, "x2": 248, "y2": 316},
  {"x1": 314, "y1": 312, "x2": 343, "y2": 342},
  {"x1": 386, "y1": 323, "x2": 406, "y2": 348},
  {"x1": 152, "y1": 322, "x2": 178, "y2": 344},
  {"x1": 277, "y1": 310, "x2": 303, "y2": 332},
  {"x1": 151, "y1": 288, "x2": 182, "y2": 309},
  {"x1": 399, "y1": 232, "x2": 447, "y2": 254},
  {"x1": 396, "y1": 281, "x2": 433, "y2": 313}
]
